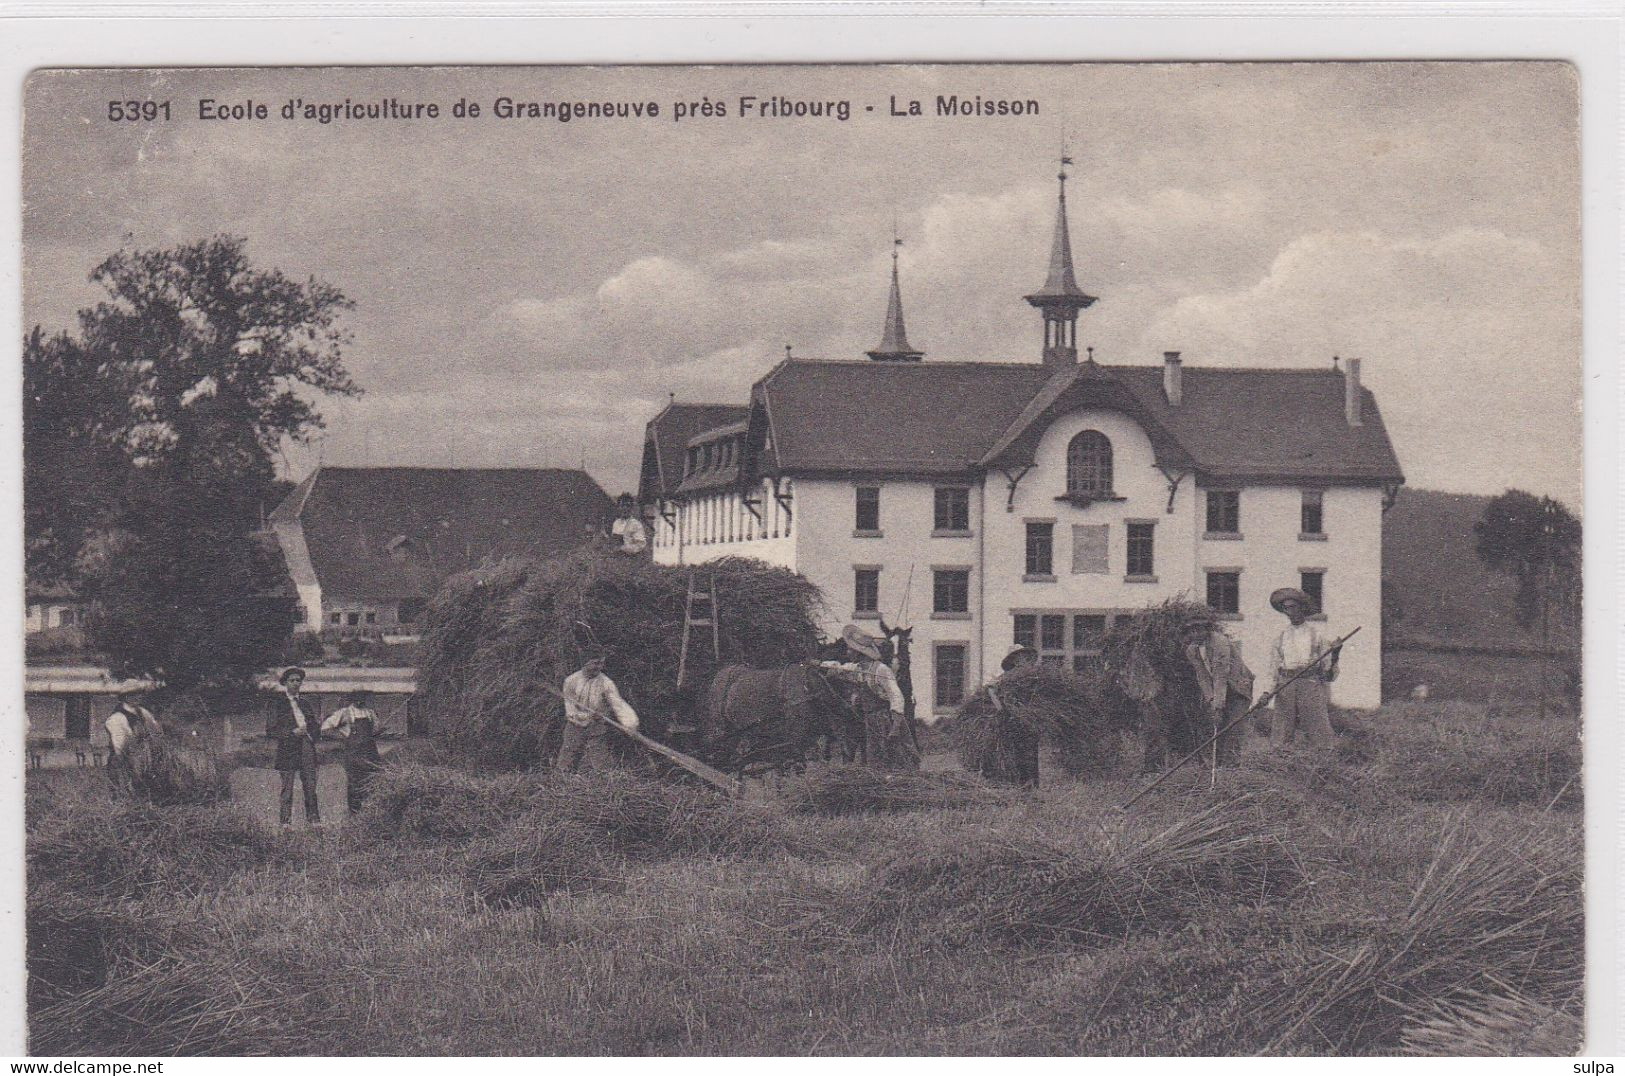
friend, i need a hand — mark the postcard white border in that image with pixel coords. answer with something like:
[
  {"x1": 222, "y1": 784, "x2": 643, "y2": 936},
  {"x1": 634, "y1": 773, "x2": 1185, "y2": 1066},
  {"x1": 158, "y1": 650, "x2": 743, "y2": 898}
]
[{"x1": 0, "y1": 5, "x2": 1617, "y2": 1065}]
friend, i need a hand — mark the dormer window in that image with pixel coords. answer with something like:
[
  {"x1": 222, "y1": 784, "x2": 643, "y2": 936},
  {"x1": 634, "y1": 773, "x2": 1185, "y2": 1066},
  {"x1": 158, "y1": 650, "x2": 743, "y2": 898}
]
[{"x1": 1059, "y1": 431, "x2": 1116, "y2": 506}]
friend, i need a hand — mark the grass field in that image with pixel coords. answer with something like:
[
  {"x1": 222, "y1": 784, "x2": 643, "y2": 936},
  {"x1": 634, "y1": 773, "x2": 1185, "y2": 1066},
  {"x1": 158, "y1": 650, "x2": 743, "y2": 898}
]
[{"x1": 26, "y1": 699, "x2": 1582, "y2": 1057}]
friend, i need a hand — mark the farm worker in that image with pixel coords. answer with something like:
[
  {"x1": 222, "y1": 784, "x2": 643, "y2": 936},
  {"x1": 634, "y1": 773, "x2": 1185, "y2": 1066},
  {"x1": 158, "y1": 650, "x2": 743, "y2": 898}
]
[
  {"x1": 821, "y1": 625, "x2": 918, "y2": 772},
  {"x1": 610, "y1": 494, "x2": 649, "y2": 556},
  {"x1": 1266, "y1": 588, "x2": 1342, "y2": 750},
  {"x1": 558, "y1": 654, "x2": 640, "y2": 774},
  {"x1": 322, "y1": 689, "x2": 385, "y2": 815},
  {"x1": 268, "y1": 667, "x2": 321, "y2": 825},
  {"x1": 987, "y1": 644, "x2": 1042, "y2": 786},
  {"x1": 1180, "y1": 611, "x2": 1255, "y2": 767},
  {"x1": 105, "y1": 689, "x2": 162, "y2": 793}
]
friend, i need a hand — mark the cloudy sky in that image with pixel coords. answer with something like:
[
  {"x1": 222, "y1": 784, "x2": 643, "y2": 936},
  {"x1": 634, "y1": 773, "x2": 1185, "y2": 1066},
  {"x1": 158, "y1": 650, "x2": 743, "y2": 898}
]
[{"x1": 23, "y1": 63, "x2": 1581, "y2": 506}]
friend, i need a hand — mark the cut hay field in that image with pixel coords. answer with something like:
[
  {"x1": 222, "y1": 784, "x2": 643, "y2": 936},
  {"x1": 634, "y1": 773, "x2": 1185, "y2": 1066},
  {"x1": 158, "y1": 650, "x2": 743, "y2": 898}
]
[{"x1": 26, "y1": 699, "x2": 1582, "y2": 1057}]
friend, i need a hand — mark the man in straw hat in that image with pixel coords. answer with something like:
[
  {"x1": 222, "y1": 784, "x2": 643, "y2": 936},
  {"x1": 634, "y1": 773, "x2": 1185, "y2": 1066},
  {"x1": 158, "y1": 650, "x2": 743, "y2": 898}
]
[
  {"x1": 821, "y1": 624, "x2": 916, "y2": 771},
  {"x1": 558, "y1": 653, "x2": 640, "y2": 774},
  {"x1": 1180, "y1": 610, "x2": 1255, "y2": 767},
  {"x1": 268, "y1": 667, "x2": 321, "y2": 825},
  {"x1": 1266, "y1": 587, "x2": 1342, "y2": 750}
]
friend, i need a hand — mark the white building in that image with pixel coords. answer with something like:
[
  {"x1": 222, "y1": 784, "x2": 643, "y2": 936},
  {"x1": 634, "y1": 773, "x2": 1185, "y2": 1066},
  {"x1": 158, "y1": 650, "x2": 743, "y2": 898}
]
[{"x1": 639, "y1": 168, "x2": 1404, "y2": 715}]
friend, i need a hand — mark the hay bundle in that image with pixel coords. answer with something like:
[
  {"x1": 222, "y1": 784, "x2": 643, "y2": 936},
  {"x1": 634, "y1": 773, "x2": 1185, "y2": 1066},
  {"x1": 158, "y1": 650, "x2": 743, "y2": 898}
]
[
  {"x1": 784, "y1": 764, "x2": 1011, "y2": 816},
  {"x1": 357, "y1": 762, "x2": 538, "y2": 843},
  {"x1": 123, "y1": 738, "x2": 227, "y2": 805},
  {"x1": 463, "y1": 816, "x2": 618, "y2": 908},
  {"x1": 1098, "y1": 597, "x2": 1211, "y2": 747},
  {"x1": 28, "y1": 802, "x2": 277, "y2": 905},
  {"x1": 953, "y1": 665, "x2": 1124, "y2": 780},
  {"x1": 1261, "y1": 824, "x2": 1583, "y2": 1054},
  {"x1": 416, "y1": 550, "x2": 824, "y2": 769},
  {"x1": 951, "y1": 598, "x2": 1216, "y2": 782},
  {"x1": 859, "y1": 799, "x2": 1304, "y2": 947},
  {"x1": 30, "y1": 952, "x2": 305, "y2": 1056},
  {"x1": 1399, "y1": 991, "x2": 1582, "y2": 1057}
]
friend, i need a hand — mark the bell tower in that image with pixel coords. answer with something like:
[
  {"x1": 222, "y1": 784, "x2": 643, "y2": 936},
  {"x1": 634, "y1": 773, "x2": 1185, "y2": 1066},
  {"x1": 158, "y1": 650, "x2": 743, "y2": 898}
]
[{"x1": 1024, "y1": 155, "x2": 1097, "y2": 366}]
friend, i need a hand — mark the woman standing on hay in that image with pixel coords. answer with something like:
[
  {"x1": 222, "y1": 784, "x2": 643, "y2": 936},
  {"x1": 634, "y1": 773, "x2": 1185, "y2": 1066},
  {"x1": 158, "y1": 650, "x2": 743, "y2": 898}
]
[
  {"x1": 322, "y1": 689, "x2": 385, "y2": 815},
  {"x1": 821, "y1": 625, "x2": 918, "y2": 772}
]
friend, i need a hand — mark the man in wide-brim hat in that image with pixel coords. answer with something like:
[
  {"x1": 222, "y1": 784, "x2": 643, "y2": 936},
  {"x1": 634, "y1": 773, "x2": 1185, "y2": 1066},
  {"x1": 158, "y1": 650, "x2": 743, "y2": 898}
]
[
  {"x1": 1266, "y1": 587, "x2": 1341, "y2": 750},
  {"x1": 822, "y1": 624, "x2": 916, "y2": 771},
  {"x1": 1180, "y1": 609, "x2": 1256, "y2": 767}
]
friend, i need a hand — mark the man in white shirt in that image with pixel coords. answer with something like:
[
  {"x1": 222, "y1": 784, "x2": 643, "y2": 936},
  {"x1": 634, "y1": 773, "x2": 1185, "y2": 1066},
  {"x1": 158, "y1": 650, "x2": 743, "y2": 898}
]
[
  {"x1": 558, "y1": 654, "x2": 640, "y2": 774},
  {"x1": 105, "y1": 689, "x2": 160, "y2": 793},
  {"x1": 610, "y1": 494, "x2": 649, "y2": 556},
  {"x1": 1266, "y1": 588, "x2": 1341, "y2": 750}
]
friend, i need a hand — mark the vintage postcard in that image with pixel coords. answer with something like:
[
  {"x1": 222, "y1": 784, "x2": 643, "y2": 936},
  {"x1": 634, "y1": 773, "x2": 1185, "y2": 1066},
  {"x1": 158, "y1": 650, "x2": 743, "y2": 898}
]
[{"x1": 17, "y1": 61, "x2": 1586, "y2": 1057}]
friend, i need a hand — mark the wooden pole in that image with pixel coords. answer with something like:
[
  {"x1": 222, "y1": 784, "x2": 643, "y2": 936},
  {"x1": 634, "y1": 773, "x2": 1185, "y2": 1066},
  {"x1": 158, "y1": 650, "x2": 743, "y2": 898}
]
[
  {"x1": 1119, "y1": 627, "x2": 1361, "y2": 812},
  {"x1": 538, "y1": 681, "x2": 740, "y2": 796}
]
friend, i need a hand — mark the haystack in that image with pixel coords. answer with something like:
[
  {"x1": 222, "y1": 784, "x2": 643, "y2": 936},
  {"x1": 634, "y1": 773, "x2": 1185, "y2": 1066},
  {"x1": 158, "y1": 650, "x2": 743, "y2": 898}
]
[
  {"x1": 416, "y1": 549, "x2": 825, "y2": 769},
  {"x1": 952, "y1": 597, "x2": 1214, "y2": 781}
]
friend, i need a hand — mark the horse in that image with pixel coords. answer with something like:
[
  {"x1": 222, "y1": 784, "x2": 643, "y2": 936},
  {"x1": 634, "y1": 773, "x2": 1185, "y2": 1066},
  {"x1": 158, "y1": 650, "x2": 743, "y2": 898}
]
[{"x1": 699, "y1": 663, "x2": 862, "y2": 776}]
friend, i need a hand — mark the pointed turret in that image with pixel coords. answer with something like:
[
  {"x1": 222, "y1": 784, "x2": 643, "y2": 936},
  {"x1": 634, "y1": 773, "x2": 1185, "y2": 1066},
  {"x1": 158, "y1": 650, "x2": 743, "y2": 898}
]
[
  {"x1": 1024, "y1": 158, "x2": 1097, "y2": 367},
  {"x1": 867, "y1": 235, "x2": 924, "y2": 362}
]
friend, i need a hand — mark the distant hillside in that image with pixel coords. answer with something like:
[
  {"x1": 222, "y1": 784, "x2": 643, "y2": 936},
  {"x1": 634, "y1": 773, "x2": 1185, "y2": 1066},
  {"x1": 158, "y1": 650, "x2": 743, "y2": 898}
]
[{"x1": 1382, "y1": 487, "x2": 1578, "y2": 653}]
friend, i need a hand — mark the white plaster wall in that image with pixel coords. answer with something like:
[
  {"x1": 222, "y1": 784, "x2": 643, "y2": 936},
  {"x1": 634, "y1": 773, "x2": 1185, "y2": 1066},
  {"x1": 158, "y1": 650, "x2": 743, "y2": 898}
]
[
  {"x1": 982, "y1": 410, "x2": 1203, "y2": 662},
  {"x1": 793, "y1": 477, "x2": 983, "y2": 720},
  {"x1": 1195, "y1": 484, "x2": 1383, "y2": 709}
]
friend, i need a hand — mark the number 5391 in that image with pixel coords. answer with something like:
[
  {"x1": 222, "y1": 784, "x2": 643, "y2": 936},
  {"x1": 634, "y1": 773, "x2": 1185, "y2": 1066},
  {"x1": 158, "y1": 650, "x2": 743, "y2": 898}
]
[{"x1": 107, "y1": 100, "x2": 171, "y2": 122}]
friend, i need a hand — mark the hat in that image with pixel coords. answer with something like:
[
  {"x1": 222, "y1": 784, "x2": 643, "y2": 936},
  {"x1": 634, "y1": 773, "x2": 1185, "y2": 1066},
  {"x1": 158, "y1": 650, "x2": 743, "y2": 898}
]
[
  {"x1": 279, "y1": 666, "x2": 307, "y2": 685},
  {"x1": 1270, "y1": 587, "x2": 1313, "y2": 614},
  {"x1": 840, "y1": 624, "x2": 883, "y2": 661},
  {"x1": 1001, "y1": 644, "x2": 1039, "y2": 672}
]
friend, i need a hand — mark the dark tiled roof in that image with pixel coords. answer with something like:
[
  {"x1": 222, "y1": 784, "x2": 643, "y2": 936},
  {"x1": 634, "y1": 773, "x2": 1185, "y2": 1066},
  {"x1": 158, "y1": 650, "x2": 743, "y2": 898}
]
[
  {"x1": 639, "y1": 403, "x2": 751, "y2": 501},
  {"x1": 750, "y1": 359, "x2": 1403, "y2": 483},
  {"x1": 760, "y1": 360, "x2": 1055, "y2": 474},
  {"x1": 274, "y1": 467, "x2": 614, "y2": 603},
  {"x1": 1112, "y1": 366, "x2": 1404, "y2": 482}
]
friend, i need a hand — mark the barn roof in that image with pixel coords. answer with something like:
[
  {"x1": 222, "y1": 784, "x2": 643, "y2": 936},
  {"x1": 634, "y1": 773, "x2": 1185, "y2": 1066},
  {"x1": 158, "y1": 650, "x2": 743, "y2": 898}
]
[{"x1": 271, "y1": 466, "x2": 614, "y2": 603}]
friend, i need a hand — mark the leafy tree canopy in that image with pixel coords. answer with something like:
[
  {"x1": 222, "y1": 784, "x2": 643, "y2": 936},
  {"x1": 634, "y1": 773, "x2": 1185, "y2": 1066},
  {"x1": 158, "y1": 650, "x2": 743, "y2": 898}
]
[
  {"x1": 24, "y1": 235, "x2": 358, "y2": 692},
  {"x1": 1473, "y1": 489, "x2": 1581, "y2": 635}
]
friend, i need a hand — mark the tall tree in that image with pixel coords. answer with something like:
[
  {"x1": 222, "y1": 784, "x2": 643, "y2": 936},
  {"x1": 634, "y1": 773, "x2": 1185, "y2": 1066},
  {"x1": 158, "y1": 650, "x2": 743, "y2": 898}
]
[
  {"x1": 29, "y1": 235, "x2": 358, "y2": 692},
  {"x1": 22, "y1": 327, "x2": 132, "y2": 584},
  {"x1": 1473, "y1": 489, "x2": 1581, "y2": 717}
]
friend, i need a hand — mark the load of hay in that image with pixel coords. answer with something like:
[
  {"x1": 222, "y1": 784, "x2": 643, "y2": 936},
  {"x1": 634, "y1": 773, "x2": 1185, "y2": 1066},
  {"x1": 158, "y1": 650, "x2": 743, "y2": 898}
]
[
  {"x1": 953, "y1": 597, "x2": 1213, "y2": 781},
  {"x1": 416, "y1": 549, "x2": 825, "y2": 770}
]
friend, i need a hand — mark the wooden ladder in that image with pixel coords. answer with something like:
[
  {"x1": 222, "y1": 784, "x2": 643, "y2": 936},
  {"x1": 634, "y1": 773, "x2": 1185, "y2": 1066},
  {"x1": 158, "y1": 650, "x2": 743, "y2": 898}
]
[{"x1": 676, "y1": 568, "x2": 720, "y2": 689}]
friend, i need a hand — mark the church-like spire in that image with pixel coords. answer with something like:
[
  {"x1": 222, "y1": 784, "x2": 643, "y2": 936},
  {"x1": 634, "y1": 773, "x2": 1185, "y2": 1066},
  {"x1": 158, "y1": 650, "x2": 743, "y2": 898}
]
[
  {"x1": 866, "y1": 230, "x2": 924, "y2": 362},
  {"x1": 1024, "y1": 154, "x2": 1097, "y2": 366}
]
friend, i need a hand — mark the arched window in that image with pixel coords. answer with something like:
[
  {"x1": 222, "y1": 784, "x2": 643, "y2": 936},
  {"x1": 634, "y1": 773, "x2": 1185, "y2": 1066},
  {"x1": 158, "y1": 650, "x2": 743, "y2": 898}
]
[{"x1": 1066, "y1": 431, "x2": 1114, "y2": 496}]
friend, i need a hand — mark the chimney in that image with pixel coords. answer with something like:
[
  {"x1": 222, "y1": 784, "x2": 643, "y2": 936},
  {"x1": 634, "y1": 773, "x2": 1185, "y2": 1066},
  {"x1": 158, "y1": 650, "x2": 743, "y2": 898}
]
[
  {"x1": 1344, "y1": 357, "x2": 1363, "y2": 427},
  {"x1": 1162, "y1": 351, "x2": 1183, "y2": 406}
]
